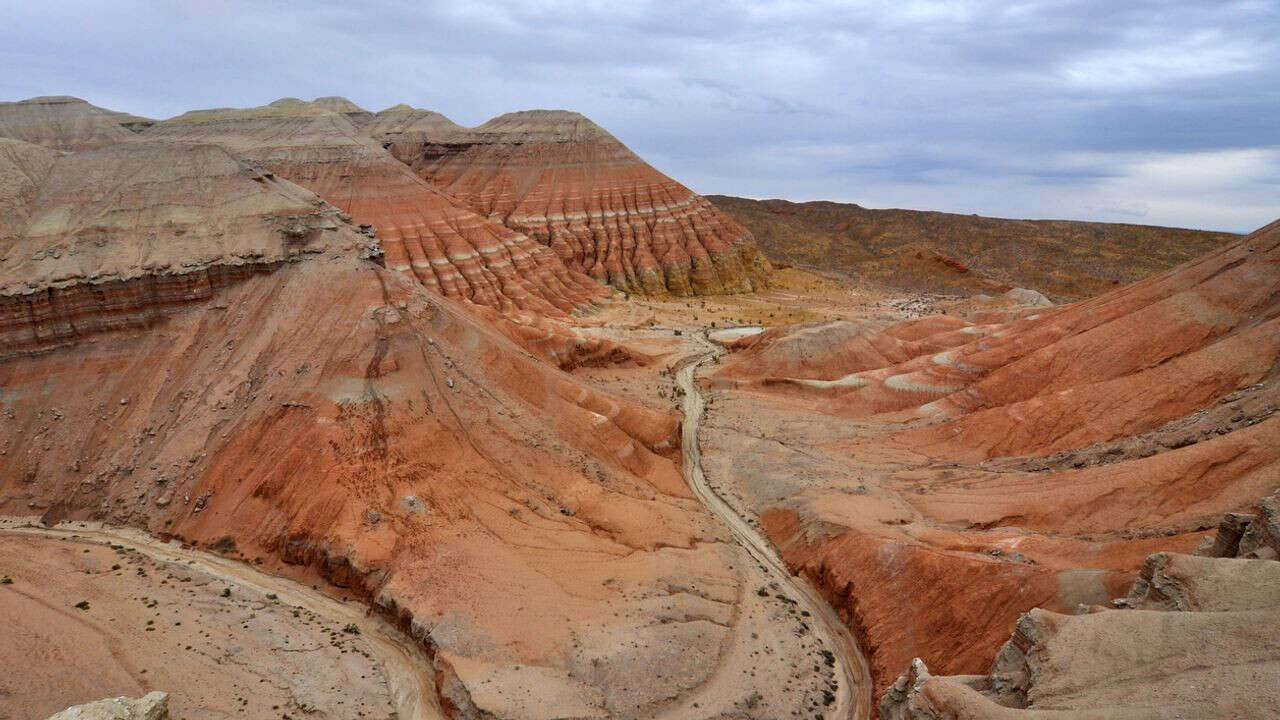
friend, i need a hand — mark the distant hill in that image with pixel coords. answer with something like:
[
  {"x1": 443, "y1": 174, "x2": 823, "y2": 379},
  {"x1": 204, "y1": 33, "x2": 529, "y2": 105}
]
[{"x1": 708, "y1": 195, "x2": 1239, "y2": 301}]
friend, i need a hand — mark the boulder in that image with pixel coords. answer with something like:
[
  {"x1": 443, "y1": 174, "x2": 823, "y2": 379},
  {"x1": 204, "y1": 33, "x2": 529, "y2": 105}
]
[{"x1": 44, "y1": 692, "x2": 169, "y2": 720}]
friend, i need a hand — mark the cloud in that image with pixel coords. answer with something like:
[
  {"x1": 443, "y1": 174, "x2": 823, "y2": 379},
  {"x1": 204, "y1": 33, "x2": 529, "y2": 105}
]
[{"x1": 0, "y1": 0, "x2": 1276, "y2": 231}]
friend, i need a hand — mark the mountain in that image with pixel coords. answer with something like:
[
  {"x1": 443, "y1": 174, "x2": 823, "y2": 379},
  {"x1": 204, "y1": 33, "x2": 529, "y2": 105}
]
[{"x1": 375, "y1": 108, "x2": 772, "y2": 296}]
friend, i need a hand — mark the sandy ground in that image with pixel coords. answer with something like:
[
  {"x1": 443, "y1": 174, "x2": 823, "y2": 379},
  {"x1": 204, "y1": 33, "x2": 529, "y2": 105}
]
[{"x1": 0, "y1": 518, "x2": 440, "y2": 720}]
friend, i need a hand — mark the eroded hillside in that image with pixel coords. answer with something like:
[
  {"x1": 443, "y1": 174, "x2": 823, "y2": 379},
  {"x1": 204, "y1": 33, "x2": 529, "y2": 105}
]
[{"x1": 710, "y1": 195, "x2": 1237, "y2": 301}]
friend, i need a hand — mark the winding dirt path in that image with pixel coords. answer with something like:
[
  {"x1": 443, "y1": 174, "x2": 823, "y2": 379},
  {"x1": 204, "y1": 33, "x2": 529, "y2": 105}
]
[
  {"x1": 0, "y1": 517, "x2": 444, "y2": 720},
  {"x1": 676, "y1": 342, "x2": 873, "y2": 720}
]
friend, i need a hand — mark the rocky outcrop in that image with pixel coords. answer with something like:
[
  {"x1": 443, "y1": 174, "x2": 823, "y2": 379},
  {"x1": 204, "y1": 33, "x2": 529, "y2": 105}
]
[
  {"x1": 44, "y1": 692, "x2": 169, "y2": 720},
  {"x1": 1196, "y1": 490, "x2": 1280, "y2": 561},
  {"x1": 880, "y1": 495, "x2": 1280, "y2": 719},
  {"x1": 375, "y1": 108, "x2": 771, "y2": 296}
]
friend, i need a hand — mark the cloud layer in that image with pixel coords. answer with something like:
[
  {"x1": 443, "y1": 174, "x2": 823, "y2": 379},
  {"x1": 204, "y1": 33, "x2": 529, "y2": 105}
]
[{"x1": 3, "y1": 0, "x2": 1276, "y2": 230}]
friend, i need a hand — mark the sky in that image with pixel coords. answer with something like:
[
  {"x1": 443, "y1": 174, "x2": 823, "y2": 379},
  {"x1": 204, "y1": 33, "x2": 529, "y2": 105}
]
[{"x1": 2, "y1": 0, "x2": 1277, "y2": 232}]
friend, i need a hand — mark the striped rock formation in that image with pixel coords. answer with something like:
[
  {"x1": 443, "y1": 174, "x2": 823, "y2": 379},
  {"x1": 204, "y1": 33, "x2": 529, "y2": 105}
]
[
  {"x1": 0, "y1": 137, "x2": 361, "y2": 358},
  {"x1": 0, "y1": 95, "x2": 833, "y2": 719},
  {"x1": 142, "y1": 99, "x2": 606, "y2": 318},
  {"x1": 373, "y1": 107, "x2": 771, "y2": 296},
  {"x1": 708, "y1": 219, "x2": 1280, "y2": 698}
]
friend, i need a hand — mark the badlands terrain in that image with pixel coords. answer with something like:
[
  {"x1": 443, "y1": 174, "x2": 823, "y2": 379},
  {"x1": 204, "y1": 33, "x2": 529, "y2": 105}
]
[{"x1": 0, "y1": 94, "x2": 1276, "y2": 720}]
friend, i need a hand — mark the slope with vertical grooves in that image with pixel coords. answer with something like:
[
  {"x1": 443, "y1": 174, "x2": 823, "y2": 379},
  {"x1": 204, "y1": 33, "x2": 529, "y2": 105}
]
[{"x1": 374, "y1": 108, "x2": 771, "y2": 297}]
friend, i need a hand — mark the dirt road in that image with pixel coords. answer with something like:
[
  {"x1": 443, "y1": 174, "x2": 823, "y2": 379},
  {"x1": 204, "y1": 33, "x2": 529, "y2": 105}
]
[{"x1": 676, "y1": 343, "x2": 873, "y2": 720}]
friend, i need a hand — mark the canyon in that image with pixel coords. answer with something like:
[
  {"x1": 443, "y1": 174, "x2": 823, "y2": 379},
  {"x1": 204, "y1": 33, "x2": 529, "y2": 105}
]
[{"x1": 0, "y1": 94, "x2": 1276, "y2": 720}]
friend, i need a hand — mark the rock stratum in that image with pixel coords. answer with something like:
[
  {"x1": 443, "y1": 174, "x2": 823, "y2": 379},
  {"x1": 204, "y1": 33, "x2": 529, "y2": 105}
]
[
  {"x1": 704, "y1": 219, "x2": 1278, "y2": 703},
  {"x1": 709, "y1": 195, "x2": 1237, "y2": 301},
  {"x1": 0, "y1": 97, "x2": 828, "y2": 720},
  {"x1": 375, "y1": 108, "x2": 771, "y2": 296}
]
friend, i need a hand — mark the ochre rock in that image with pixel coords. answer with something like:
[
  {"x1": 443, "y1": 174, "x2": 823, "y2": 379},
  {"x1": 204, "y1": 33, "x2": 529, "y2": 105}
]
[{"x1": 374, "y1": 108, "x2": 771, "y2": 296}]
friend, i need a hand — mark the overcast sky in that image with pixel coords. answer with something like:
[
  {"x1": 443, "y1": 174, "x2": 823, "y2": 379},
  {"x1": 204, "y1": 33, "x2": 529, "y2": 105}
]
[{"x1": 3, "y1": 0, "x2": 1277, "y2": 231}]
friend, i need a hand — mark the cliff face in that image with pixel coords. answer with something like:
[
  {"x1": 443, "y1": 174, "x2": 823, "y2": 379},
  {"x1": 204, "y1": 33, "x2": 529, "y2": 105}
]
[
  {"x1": 0, "y1": 248, "x2": 743, "y2": 718},
  {"x1": 708, "y1": 219, "x2": 1279, "y2": 700},
  {"x1": 375, "y1": 108, "x2": 772, "y2": 296},
  {"x1": 0, "y1": 112, "x2": 715, "y2": 720}
]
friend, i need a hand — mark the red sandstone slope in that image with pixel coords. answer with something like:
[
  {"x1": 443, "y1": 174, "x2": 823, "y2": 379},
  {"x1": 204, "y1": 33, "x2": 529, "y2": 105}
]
[
  {"x1": 707, "y1": 220, "x2": 1280, "y2": 700},
  {"x1": 373, "y1": 107, "x2": 771, "y2": 296},
  {"x1": 142, "y1": 99, "x2": 607, "y2": 317}
]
